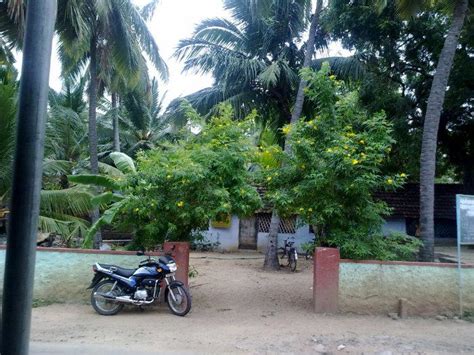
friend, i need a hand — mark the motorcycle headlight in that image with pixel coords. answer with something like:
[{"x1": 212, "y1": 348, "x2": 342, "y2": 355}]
[{"x1": 167, "y1": 262, "x2": 177, "y2": 272}]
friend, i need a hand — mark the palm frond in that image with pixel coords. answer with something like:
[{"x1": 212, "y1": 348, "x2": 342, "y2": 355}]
[
  {"x1": 40, "y1": 187, "x2": 94, "y2": 216},
  {"x1": 311, "y1": 55, "x2": 366, "y2": 82},
  {"x1": 42, "y1": 159, "x2": 73, "y2": 176},
  {"x1": 38, "y1": 215, "x2": 89, "y2": 240},
  {"x1": 68, "y1": 174, "x2": 121, "y2": 190}
]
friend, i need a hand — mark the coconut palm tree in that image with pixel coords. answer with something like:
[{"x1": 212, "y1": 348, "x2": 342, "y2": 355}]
[
  {"x1": 379, "y1": 0, "x2": 471, "y2": 261},
  {"x1": 174, "y1": 0, "x2": 364, "y2": 269},
  {"x1": 264, "y1": 0, "x2": 323, "y2": 270},
  {"x1": 173, "y1": 0, "x2": 313, "y2": 136},
  {"x1": 120, "y1": 79, "x2": 171, "y2": 155},
  {"x1": 56, "y1": 0, "x2": 168, "y2": 247},
  {"x1": 0, "y1": 0, "x2": 25, "y2": 65}
]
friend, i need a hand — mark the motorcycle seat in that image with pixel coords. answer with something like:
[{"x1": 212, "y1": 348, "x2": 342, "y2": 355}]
[{"x1": 98, "y1": 263, "x2": 136, "y2": 277}]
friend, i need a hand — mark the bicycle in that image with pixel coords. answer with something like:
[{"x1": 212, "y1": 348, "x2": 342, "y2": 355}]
[{"x1": 279, "y1": 237, "x2": 298, "y2": 272}]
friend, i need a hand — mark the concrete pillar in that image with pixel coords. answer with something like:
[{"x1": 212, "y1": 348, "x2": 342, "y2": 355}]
[
  {"x1": 313, "y1": 247, "x2": 340, "y2": 313},
  {"x1": 163, "y1": 242, "x2": 189, "y2": 288}
]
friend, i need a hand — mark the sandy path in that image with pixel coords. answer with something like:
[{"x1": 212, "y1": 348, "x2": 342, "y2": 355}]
[{"x1": 30, "y1": 254, "x2": 474, "y2": 354}]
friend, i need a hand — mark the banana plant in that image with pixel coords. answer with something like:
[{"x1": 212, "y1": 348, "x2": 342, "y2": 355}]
[{"x1": 68, "y1": 152, "x2": 137, "y2": 248}]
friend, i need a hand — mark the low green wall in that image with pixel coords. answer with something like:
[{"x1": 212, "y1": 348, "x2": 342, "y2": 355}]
[
  {"x1": 340, "y1": 261, "x2": 474, "y2": 316},
  {"x1": 0, "y1": 249, "x2": 151, "y2": 304}
]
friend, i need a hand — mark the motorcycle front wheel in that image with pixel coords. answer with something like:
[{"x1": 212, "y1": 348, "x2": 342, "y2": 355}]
[
  {"x1": 166, "y1": 285, "x2": 192, "y2": 316},
  {"x1": 91, "y1": 279, "x2": 124, "y2": 316}
]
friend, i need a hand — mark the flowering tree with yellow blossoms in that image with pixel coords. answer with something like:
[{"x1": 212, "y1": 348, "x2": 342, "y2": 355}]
[
  {"x1": 73, "y1": 105, "x2": 262, "y2": 249},
  {"x1": 260, "y1": 64, "x2": 420, "y2": 260}
]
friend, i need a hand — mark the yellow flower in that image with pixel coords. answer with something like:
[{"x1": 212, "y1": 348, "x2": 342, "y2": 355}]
[
  {"x1": 299, "y1": 208, "x2": 304, "y2": 212},
  {"x1": 344, "y1": 145, "x2": 349, "y2": 150},
  {"x1": 359, "y1": 140, "x2": 365, "y2": 144},
  {"x1": 266, "y1": 176, "x2": 272, "y2": 181},
  {"x1": 177, "y1": 201, "x2": 184, "y2": 208},
  {"x1": 166, "y1": 174, "x2": 172, "y2": 179},
  {"x1": 387, "y1": 179, "x2": 393, "y2": 185},
  {"x1": 352, "y1": 159, "x2": 359, "y2": 165},
  {"x1": 282, "y1": 125, "x2": 291, "y2": 135},
  {"x1": 326, "y1": 148, "x2": 333, "y2": 153},
  {"x1": 329, "y1": 75, "x2": 336, "y2": 80},
  {"x1": 308, "y1": 208, "x2": 313, "y2": 212},
  {"x1": 297, "y1": 140, "x2": 301, "y2": 144},
  {"x1": 400, "y1": 173, "x2": 407, "y2": 178},
  {"x1": 134, "y1": 208, "x2": 139, "y2": 212},
  {"x1": 301, "y1": 164, "x2": 306, "y2": 169}
]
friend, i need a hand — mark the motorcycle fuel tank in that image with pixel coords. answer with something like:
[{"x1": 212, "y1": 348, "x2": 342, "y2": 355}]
[{"x1": 132, "y1": 266, "x2": 159, "y2": 278}]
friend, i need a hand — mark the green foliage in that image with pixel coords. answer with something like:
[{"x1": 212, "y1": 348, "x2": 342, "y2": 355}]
[
  {"x1": 188, "y1": 265, "x2": 199, "y2": 278},
  {"x1": 78, "y1": 105, "x2": 261, "y2": 249},
  {"x1": 0, "y1": 78, "x2": 16, "y2": 201},
  {"x1": 261, "y1": 64, "x2": 410, "y2": 260},
  {"x1": 331, "y1": 232, "x2": 422, "y2": 260},
  {"x1": 324, "y1": 0, "x2": 474, "y2": 184},
  {"x1": 109, "y1": 152, "x2": 136, "y2": 174},
  {"x1": 120, "y1": 106, "x2": 261, "y2": 248}
]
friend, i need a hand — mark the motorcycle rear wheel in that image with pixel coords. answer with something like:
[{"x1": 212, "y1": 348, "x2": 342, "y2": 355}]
[
  {"x1": 166, "y1": 285, "x2": 192, "y2": 316},
  {"x1": 91, "y1": 279, "x2": 124, "y2": 316}
]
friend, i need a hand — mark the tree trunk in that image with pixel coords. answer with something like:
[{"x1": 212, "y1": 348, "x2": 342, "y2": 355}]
[
  {"x1": 263, "y1": 210, "x2": 281, "y2": 270},
  {"x1": 88, "y1": 35, "x2": 102, "y2": 249},
  {"x1": 263, "y1": 1, "x2": 323, "y2": 270},
  {"x1": 419, "y1": 0, "x2": 468, "y2": 261},
  {"x1": 112, "y1": 92, "x2": 120, "y2": 152},
  {"x1": 289, "y1": 0, "x2": 323, "y2": 126}
]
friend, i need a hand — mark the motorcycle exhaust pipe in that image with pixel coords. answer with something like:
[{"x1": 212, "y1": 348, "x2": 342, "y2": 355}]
[{"x1": 94, "y1": 292, "x2": 154, "y2": 305}]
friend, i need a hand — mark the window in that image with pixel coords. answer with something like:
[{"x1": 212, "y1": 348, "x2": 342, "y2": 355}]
[{"x1": 257, "y1": 213, "x2": 296, "y2": 234}]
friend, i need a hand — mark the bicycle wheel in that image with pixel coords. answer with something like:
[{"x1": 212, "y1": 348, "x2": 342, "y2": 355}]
[{"x1": 289, "y1": 251, "x2": 297, "y2": 272}]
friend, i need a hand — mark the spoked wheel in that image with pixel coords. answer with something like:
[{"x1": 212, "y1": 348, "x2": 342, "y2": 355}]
[
  {"x1": 166, "y1": 285, "x2": 192, "y2": 316},
  {"x1": 91, "y1": 280, "x2": 124, "y2": 316},
  {"x1": 289, "y1": 252, "x2": 297, "y2": 272}
]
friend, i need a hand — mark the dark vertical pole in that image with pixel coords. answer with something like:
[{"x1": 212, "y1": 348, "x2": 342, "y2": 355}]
[{"x1": 1, "y1": 1, "x2": 57, "y2": 354}]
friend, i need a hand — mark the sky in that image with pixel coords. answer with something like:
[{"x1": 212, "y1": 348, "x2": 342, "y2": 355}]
[{"x1": 14, "y1": 0, "x2": 351, "y2": 109}]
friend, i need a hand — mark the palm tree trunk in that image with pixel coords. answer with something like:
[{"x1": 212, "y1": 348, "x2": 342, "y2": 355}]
[
  {"x1": 88, "y1": 35, "x2": 102, "y2": 249},
  {"x1": 290, "y1": 0, "x2": 322, "y2": 126},
  {"x1": 419, "y1": 0, "x2": 468, "y2": 261},
  {"x1": 263, "y1": 1, "x2": 323, "y2": 270},
  {"x1": 112, "y1": 92, "x2": 120, "y2": 152}
]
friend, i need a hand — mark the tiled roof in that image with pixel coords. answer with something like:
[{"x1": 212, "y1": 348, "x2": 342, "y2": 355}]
[{"x1": 374, "y1": 183, "x2": 464, "y2": 220}]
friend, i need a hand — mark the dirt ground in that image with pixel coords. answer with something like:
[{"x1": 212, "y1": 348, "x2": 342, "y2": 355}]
[{"x1": 30, "y1": 252, "x2": 474, "y2": 354}]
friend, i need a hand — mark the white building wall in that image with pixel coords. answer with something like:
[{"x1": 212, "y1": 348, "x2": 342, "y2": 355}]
[
  {"x1": 381, "y1": 218, "x2": 407, "y2": 235},
  {"x1": 202, "y1": 215, "x2": 408, "y2": 252},
  {"x1": 202, "y1": 215, "x2": 240, "y2": 251},
  {"x1": 203, "y1": 215, "x2": 315, "y2": 253}
]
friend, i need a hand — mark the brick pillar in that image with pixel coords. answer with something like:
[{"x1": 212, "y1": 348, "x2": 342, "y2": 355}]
[
  {"x1": 313, "y1": 247, "x2": 340, "y2": 313},
  {"x1": 163, "y1": 242, "x2": 189, "y2": 288}
]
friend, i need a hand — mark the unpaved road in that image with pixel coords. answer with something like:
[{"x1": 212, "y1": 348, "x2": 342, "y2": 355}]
[{"x1": 30, "y1": 253, "x2": 474, "y2": 354}]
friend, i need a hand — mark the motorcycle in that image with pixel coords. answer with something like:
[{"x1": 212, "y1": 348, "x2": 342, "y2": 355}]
[{"x1": 88, "y1": 250, "x2": 191, "y2": 316}]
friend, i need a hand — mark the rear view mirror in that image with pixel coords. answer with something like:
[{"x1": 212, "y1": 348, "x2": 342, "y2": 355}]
[{"x1": 136, "y1": 250, "x2": 145, "y2": 256}]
